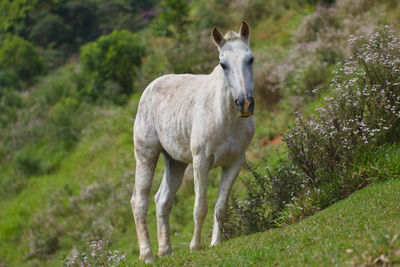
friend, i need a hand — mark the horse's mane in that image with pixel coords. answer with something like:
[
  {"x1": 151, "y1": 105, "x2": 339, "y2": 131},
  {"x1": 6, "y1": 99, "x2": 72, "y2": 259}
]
[
  {"x1": 224, "y1": 30, "x2": 248, "y2": 44},
  {"x1": 224, "y1": 30, "x2": 240, "y2": 41}
]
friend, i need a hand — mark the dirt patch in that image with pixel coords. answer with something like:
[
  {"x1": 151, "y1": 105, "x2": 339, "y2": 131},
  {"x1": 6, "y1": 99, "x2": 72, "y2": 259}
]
[{"x1": 259, "y1": 135, "x2": 282, "y2": 147}]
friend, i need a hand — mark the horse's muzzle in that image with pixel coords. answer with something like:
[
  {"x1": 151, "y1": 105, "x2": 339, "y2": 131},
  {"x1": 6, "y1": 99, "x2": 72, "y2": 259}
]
[
  {"x1": 238, "y1": 96, "x2": 254, "y2": 117},
  {"x1": 240, "y1": 111, "x2": 253, "y2": 117}
]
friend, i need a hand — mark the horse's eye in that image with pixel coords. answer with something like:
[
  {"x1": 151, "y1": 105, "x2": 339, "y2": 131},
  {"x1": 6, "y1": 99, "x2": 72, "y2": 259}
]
[
  {"x1": 220, "y1": 63, "x2": 227, "y2": 70},
  {"x1": 248, "y1": 57, "x2": 254, "y2": 64}
]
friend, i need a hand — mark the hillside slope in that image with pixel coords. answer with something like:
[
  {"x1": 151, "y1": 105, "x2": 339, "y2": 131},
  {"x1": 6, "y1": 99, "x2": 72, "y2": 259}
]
[
  {"x1": 1, "y1": 1, "x2": 400, "y2": 266},
  {"x1": 155, "y1": 178, "x2": 400, "y2": 266}
]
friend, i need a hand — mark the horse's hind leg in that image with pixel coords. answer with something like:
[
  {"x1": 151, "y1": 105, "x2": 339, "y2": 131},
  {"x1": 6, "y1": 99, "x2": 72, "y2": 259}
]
[
  {"x1": 131, "y1": 143, "x2": 160, "y2": 264},
  {"x1": 155, "y1": 152, "x2": 187, "y2": 257}
]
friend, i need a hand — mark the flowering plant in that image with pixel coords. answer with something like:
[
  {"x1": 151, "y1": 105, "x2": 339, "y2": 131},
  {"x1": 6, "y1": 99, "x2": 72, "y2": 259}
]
[
  {"x1": 64, "y1": 240, "x2": 126, "y2": 267},
  {"x1": 285, "y1": 26, "x2": 400, "y2": 189}
]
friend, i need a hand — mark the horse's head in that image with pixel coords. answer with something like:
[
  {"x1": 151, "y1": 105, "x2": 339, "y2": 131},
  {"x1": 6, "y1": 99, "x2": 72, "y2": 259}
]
[{"x1": 212, "y1": 21, "x2": 254, "y2": 117}]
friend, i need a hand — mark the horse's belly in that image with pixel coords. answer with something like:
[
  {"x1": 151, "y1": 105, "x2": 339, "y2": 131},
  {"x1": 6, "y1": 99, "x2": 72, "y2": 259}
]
[
  {"x1": 160, "y1": 136, "x2": 192, "y2": 163},
  {"x1": 154, "y1": 97, "x2": 194, "y2": 163},
  {"x1": 156, "y1": 121, "x2": 193, "y2": 163}
]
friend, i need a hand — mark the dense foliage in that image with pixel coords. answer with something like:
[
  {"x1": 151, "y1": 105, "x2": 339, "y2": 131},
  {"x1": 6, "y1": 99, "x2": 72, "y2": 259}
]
[
  {"x1": 0, "y1": 0, "x2": 158, "y2": 46},
  {"x1": 287, "y1": 26, "x2": 400, "y2": 189},
  {"x1": 0, "y1": 35, "x2": 44, "y2": 82},
  {"x1": 80, "y1": 30, "x2": 145, "y2": 103}
]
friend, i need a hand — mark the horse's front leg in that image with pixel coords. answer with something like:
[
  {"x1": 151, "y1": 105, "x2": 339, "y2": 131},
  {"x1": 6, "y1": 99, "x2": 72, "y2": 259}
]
[
  {"x1": 190, "y1": 154, "x2": 210, "y2": 251},
  {"x1": 211, "y1": 155, "x2": 245, "y2": 246}
]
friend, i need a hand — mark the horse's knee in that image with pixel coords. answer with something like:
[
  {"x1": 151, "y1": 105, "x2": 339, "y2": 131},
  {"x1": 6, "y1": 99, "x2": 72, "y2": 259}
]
[
  {"x1": 215, "y1": 207, "x2": 226, "y2": 225},
  {"x1": 132, "y1": 192, "x2": 150, "y2": 221},
  {"x1": 215, "y1": 198, "x2": 229, "y2": 220},
  {"x1": 130, "y1": 193, "x2": 135, "y2": 209},
  {"x1": 155, "y1": 192, "x2": 173, "y2": 218},
  {"x1": 194, "y1": 201, "x2": 208, "y2": 221}
]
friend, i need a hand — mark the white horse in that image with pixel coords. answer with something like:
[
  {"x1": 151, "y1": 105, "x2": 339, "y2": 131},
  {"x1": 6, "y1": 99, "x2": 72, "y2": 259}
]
[{"x1": 131, "y1": 21, "x2": 255, "y2": 263}]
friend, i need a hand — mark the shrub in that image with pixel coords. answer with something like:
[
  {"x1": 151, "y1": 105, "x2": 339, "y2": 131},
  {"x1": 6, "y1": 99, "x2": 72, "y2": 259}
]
[
  {"x1": 14, "y1": 147, "x2": 42, "y2": 176},
  {"x1": 64, "y1": 240, "x2": 126, "y2": 267},
  {"x1": 28, "y1": 13, "x2": 72, "y2": 48},
  {"x1": 285, "y1": 26, "x2": 400, "y2": 190},
  {"x1": 46, "y1": 97, "x2": 84, "y2": 149},
  {"x1": 0, "y1": 87, "x2": 22, "y2": 127},
  {"x1": 27, "y1": 174, "x2": 133, "y2": 261},
  {"x1": 225, "y1": 159, "x2": 302, "y2": 237},
  {"x1": 225, "y1": 166, "x2": 273, "y2": 238},
  {"x1": 0, "y1": 35, "x2": 44, "y2": 82},
  {"x1": 14, "y1": 142, "x2": 68, "y2": 176},
  {"x1": 150, "y1": 0, "x2": 190, "y2": 38},
  {"x1": 38, "y1": 65, "x2": 77, "y2": 105},
  {"x1": 80, "y1": 30, "x2": 145, "y2": 103},
  {"x1": 165, "y1": 29, "x2": 217, "y2": 74},
  {"x1": 0, "y1": 69, "x2": 20, "y2": 90}
]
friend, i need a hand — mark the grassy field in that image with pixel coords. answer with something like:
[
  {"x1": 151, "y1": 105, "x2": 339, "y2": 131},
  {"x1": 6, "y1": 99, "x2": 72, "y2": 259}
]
[
  {"x1": 0, "y1": 94, "x2": 230, "y2": 266},
  {"x1": 153, "y1": 178, "x2": 400, "y2": 266}
]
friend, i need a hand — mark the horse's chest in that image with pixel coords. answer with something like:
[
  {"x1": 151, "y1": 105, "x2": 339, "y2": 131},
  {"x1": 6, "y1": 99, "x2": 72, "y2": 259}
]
[
  {"x1": 210, "y1": 130, "x2": 252, "y2": 167},
  {"x1": 192, "y1": 119, "x2": 254, "y2": 167}
]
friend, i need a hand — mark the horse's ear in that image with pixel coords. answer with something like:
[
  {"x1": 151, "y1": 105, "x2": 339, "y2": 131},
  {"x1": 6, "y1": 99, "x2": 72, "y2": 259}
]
[
  {"x1": 211, "y1": 26, "x2": 225, "y2": 48},
  {"x1": 239, "y1": 20, "x2": 250, "y2": 43}
]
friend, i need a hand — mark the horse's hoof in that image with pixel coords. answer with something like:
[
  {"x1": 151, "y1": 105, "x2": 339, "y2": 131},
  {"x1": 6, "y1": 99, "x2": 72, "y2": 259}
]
[
  {"x1": 140, "y1": 253, "x2": 154, "y2": 264},
  {"x1": 210, "y1": 240, "x2": 220, "y2": 247},
  {"x1": 190, "y1": 242, "x2": 203, "y2": 251},
  {"x1": 157, "y1": 246, "x2": 172, "y2": 257}
]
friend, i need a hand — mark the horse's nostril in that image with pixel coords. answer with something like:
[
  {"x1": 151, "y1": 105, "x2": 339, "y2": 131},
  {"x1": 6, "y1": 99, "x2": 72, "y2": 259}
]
[{"x1": 234, "y1": 99, "x2": 240, "y2": 106}]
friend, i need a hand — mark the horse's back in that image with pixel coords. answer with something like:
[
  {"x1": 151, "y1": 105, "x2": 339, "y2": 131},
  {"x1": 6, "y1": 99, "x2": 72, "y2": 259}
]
[{"x1": 134, "y1": 73, "x2": 209, "y2": 163}]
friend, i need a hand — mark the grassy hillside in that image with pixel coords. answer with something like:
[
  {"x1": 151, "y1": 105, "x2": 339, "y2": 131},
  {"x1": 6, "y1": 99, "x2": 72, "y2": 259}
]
[
  {"x1": 156, "y1": 178, "x2": 400, "y2": 266},
  {"x1": 1, "y1": 0, "x2": 400, "y2": 266}
]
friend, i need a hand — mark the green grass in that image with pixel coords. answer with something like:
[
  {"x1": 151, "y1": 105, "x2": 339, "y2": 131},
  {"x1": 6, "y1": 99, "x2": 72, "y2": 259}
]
[
  {"x1": 2, "y1": 95, "x2": 398, "y2": 266},
  {"x1": 0, "y1": 100, "x2": 139, "y2": 265},
  {"x1": 150, "y1": 178, "x2": 400, "y2": 266},
  {"x1": 0, "y1": 94, "x2": 225, "y2": 266}
]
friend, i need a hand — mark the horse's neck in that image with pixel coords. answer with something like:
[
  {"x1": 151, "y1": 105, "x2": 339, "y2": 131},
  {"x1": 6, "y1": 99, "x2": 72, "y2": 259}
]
[{"x1": 209, "y1": 65, "x2": 237, "y2": 122}]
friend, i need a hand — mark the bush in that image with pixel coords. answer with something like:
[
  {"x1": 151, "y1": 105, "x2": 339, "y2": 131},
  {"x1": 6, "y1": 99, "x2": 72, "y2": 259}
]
[
  {"x1": 0, "y1": 69, "x2": 20, "y2": 90},
  {"x1": 27, "y1": 175, "x2": 133, "y2": 261},
  {"x1": 15, "y1": 146, "x2": 43, "y2": 176},
  {"x1": 0, "y1": 87, "x2": 22, "y2": 127},
  {"x1": 225, "y1": 159, "x2": 302, "y2": 237},
  {"x1": 64, "y1": 240, "x2": 126, "y2": 267},
  {"x1": 0, "y1": 35, "x2": 45, "y2": 82},
  {"x1": 285, "y1": 26, "x2": 400, "y2": 189},
  {"x1": 28, "y1": 13, "x2": 72, "y2": 48},
  {"x1": 46, "y1": 96, "x2": 85, "y2": 149},
  {"x1": 38, "y1": 66, "x2": 77, "y2": 105},
  {"x1": 150, "y1": 0, "x2": 190, "y2": 38},
  {"x1": 80, "y1": 30, "x2": 145, "y2": 103},
  {"x1": 225, "y1": 166, "x2": 273, "y2": 238}
]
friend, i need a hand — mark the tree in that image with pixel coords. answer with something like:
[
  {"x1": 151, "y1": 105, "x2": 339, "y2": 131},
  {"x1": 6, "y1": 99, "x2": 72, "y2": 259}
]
[
  {"x1": 0, "y1": 35, "x2": 44, "y2": 82},
  {"x1": 151, "y1": 0, "x2": 190, "y2": 38},
  {"x1": 80, "y1": 30, "x2": 145, "y2": 103}
]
